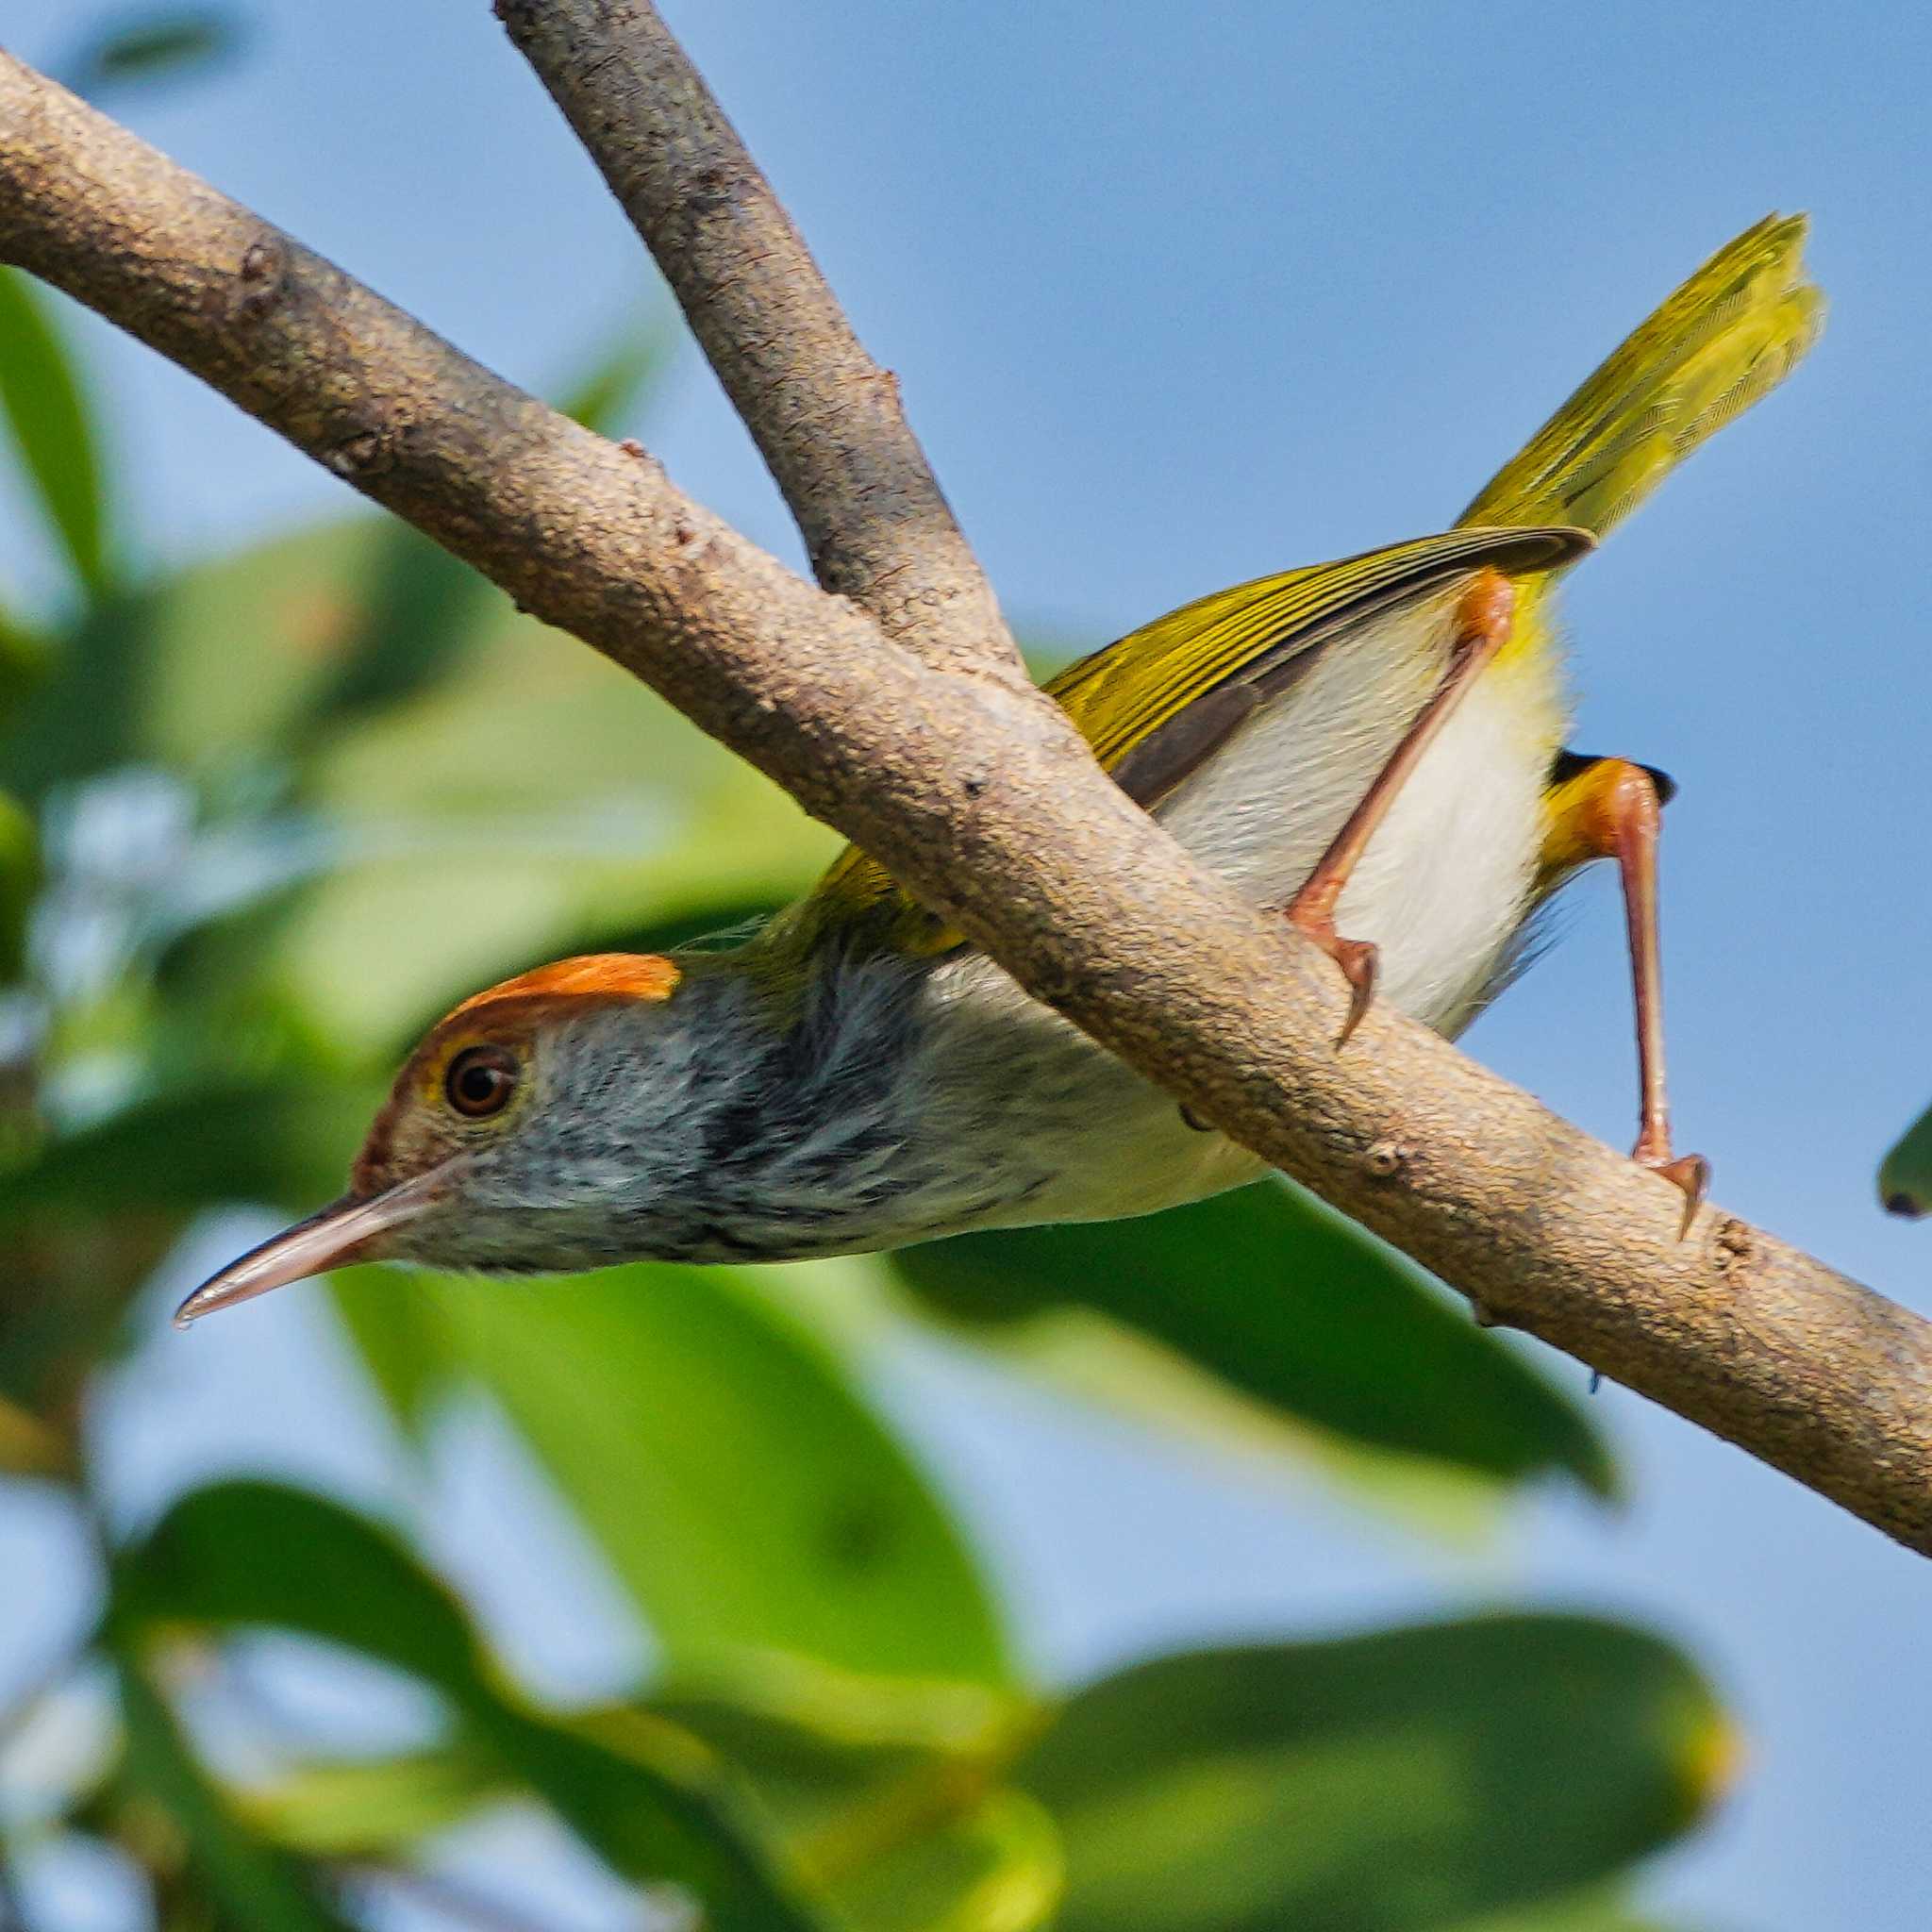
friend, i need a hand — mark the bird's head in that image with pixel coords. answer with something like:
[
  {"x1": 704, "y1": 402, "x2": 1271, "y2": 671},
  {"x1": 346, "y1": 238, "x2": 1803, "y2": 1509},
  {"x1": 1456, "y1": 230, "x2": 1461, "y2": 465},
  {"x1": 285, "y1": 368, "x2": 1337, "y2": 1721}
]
[{"x1": 174, "y1": 953, "x2": 696, "y2": 1325}]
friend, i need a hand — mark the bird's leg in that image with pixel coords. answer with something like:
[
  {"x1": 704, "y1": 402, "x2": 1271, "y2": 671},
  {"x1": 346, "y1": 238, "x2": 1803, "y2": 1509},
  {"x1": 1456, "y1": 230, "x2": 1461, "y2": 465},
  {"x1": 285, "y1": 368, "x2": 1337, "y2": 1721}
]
[
  {"x1": 1543, "y1": 756, "x2": 1708, "y2": 1237},
  {"x1": 1283, "y1": 568, "x2": 1516, "y2": 1044}
]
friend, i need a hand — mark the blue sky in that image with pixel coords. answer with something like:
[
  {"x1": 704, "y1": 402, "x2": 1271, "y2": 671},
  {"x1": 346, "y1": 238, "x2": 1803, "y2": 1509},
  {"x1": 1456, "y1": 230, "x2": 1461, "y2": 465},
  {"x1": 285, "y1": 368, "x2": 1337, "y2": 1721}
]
[{"x1": 5, "y1": 2, "x2": 1932, "y2": 1926}]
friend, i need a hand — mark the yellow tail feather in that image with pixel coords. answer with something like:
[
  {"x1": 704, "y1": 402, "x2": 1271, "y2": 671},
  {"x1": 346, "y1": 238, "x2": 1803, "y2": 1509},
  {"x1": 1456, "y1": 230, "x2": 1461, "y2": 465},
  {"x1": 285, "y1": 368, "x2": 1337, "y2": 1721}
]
[{"x1": 1458, "y1": 213, "x2": 1823, "y2": 540}]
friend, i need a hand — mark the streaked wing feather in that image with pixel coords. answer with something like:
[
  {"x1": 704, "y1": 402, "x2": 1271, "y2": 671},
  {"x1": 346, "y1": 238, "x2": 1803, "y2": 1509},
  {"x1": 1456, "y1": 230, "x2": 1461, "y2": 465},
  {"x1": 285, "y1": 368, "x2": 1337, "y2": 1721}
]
[{"x1": 1047, "y1": 525, "x2": 1585, "y2": 808}]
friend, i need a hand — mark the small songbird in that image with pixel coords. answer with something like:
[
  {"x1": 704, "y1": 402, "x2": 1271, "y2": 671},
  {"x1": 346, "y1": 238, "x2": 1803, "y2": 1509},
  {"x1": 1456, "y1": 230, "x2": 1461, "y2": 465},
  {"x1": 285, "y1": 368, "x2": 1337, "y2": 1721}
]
[{"x1": 176, "y1": 216, "x2": 1822, "y2": 1325}]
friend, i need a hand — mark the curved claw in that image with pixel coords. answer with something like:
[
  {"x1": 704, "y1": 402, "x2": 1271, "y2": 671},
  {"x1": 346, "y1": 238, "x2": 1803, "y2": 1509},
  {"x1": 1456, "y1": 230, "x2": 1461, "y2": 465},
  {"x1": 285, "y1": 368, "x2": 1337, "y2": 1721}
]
[
  {"x1": 1638, "y1": 1148, "x2": 1709, "y2": 1241},
  {"x1": 1333, "y1": 938, "x2": 1378, "y2": 1047},
  {"x1": 1285, "y1": 908, "x2": 1379, "y2": 1049}
]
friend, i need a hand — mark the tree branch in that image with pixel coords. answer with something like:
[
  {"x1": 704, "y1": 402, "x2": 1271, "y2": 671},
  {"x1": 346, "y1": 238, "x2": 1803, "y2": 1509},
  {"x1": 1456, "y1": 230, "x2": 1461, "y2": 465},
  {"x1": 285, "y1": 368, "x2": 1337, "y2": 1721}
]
[
  {"x1": 493, "y1": 0, "x2": 1023, "y2": 683},
  {"x1": 3, "y1": 49, "x2": 1929, "y2": 1555}
]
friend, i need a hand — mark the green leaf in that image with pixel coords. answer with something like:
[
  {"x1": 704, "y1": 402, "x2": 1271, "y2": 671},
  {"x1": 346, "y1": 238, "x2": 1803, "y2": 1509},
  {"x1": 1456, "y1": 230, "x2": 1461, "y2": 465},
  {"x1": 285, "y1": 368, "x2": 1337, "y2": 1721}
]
[
  {"x1": 831, "y1": 1788, "x2": 1062, "y2": 1932},
  {"x1": 113, "y1": 1651, "x2": 357, "y2": 1932},
  {"x1": 558, "y1": 320, "x2": 678, "y2": 434},
  {"x1": 1014, "y1": 1614, "x2": 1732, "y2": 1932},
  {"x1": 657, "y1": 1670, "x2": 1057, "y2": 1932},
  {"x1": 1879, "y1": 1100, "x2": 1932, "y2": 1219},
  {"x1": 0, "y1": 590, "x2": 151, "y2": 796},
  {"x1": 118, "y1": 1479, "x2": 829, "y2": 1931},
  {"x1": 0, "y1": 1081, "x2": 375, "y2": 1220},
  {"x1": 120, "y1": 1482, "x2": 481, "y2": 1691},
  {"x1": 245, "y1": 1748, "x2": 504, "y2": 1858},
  {"x1": 255, "y1": 1667, "x2": 1059, "y2": 1932},
  {"x1": 326, "y1": 1264, "x2": 447, "y2": 1442},
  {"x1": 284, "y1": 673, "x2": 832, "y2": 1052},
  {"x1": 0, "y1": 787, "x2": 40, "y2": 981},
  {"x1": 432, "y1": 1265, "x2": 1013, "y2": 1685},
  {"x1": 0, "y1": 605, "x2": 54, "y2": 734},
  {"x1": 652, "y1": 1665, "x2": 1017, "y2": 1837},
  {"x1": 0, "y1": 1084, "x2": 374, "y2": 1415},
  {"x1": 111, "y1": 509, "x2": 834, "y2": 1052},
  {"x1": 76, "y1": 511, "x2": 494, "y2": 770},
  {"x1": 0, "y1": 269, "x2": 113, "y2": 599},
  {"x1": 138, "y1": 522, "x2": 372, "y2": 762},
  {"x1": 60, "y1": 8, "x2": 245, "y2": 96},
  {"x1": 289, "y1": 527, "x2": 501, "y2": 741},
  {"x1": 1, "y1": 1218, "x2": 178, "y2": 1418},
  {"x1": 891, "y1": 1179, "x2": 1614, "y2": 1497},
  {"x1": 1441, "y1": 1891, "x2": 1678, "y2": 1932}
]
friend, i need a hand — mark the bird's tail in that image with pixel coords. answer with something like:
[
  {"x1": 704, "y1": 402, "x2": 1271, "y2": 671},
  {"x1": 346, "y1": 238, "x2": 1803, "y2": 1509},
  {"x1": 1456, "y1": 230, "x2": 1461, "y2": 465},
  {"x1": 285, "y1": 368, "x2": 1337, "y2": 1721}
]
[{"x1": 1457, "y1": 212, "x2": 1823, "y2": 540}]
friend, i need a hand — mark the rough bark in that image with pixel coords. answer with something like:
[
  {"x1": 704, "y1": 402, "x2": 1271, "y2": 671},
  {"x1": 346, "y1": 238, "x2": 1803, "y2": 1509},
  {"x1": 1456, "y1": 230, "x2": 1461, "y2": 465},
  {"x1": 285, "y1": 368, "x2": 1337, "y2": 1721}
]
[
  {"x1": 1, "y1": 47, "x2": 1927, "y2": 1554},
  {"x1": 494, "y1": 0, "x2": 1023, "y2": 684}
]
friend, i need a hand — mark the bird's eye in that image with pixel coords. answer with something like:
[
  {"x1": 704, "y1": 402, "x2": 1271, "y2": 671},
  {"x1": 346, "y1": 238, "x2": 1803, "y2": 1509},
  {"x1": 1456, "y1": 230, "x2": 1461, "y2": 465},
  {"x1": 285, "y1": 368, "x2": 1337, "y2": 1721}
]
[{"x1": 444, "y1": 1043, "x2": 520, "y2": 1119}]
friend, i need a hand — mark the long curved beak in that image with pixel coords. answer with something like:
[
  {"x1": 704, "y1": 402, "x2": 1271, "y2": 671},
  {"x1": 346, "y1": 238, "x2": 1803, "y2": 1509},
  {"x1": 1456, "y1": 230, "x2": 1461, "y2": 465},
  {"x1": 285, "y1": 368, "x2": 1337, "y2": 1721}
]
[{"x1": 172, "y1": 1165, "x2": 455, "y2": 1329}]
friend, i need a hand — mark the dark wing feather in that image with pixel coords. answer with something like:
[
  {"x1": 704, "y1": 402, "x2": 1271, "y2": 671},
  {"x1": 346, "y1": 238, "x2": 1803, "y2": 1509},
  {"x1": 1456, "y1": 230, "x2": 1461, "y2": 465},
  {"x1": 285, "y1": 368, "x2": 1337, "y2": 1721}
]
[{"x1": 1058, "y1": 525, "x2": 1589, "y2": 811}]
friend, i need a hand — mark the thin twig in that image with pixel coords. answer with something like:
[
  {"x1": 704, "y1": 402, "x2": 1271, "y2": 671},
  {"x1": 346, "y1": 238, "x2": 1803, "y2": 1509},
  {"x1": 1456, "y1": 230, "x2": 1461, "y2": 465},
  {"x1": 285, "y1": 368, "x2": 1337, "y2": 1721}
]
[
  {"x1": 494, "y1": 0, "x2": 1023, "y2": 686},
  {"x1": 1, "y1": 50, "x2": 1929, "y2": 1554}
]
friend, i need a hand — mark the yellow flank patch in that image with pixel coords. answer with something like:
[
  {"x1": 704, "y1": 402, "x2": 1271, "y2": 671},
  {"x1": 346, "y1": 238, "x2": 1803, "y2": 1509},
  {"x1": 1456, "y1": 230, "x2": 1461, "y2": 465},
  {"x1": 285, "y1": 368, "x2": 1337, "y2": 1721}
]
[
  {"x1": 1536, "y1": 756, "x2": 1661, "y2": 886},
  {"x1": 1538, "y1": 763, "x2": 1615, "y2": 879}
]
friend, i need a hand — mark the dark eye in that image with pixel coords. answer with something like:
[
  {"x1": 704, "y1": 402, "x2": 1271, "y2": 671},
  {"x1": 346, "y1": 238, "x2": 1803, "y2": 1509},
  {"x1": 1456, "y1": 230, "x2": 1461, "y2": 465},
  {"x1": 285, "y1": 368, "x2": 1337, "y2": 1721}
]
[{"x1": 445, "y1": 1043, "x2": 520, "y2": 1119}]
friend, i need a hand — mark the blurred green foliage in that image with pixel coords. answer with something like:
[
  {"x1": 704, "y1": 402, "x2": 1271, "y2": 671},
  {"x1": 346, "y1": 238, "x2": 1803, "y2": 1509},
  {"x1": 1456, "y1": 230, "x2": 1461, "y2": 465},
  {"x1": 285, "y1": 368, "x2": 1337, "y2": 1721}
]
[
  {"x1": 1880, "y1": 1100, "x2": 1932, "y2": 1220},
  {"x1": 0, "y1": 221, "x2": 1732, "y2": 1926},
  {"x1": 58, "y1": 6, "x2": 247, "y2": 100}
]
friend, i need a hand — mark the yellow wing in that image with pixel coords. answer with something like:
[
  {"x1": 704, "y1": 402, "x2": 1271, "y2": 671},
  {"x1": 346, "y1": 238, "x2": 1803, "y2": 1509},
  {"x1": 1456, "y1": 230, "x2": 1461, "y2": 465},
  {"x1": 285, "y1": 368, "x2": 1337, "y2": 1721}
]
[
  {"x1": 1041, "y1": 531, "x2": 1580, "y2": 793},
  {"x1": 764, "y1": 526, "x2": 1586, "y2": 966}
]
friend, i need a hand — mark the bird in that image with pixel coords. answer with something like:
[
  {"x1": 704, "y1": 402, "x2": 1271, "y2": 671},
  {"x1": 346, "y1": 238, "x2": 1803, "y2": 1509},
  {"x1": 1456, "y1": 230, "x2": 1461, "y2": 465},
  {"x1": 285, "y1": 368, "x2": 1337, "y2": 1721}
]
[{"x1": 175, "y1": 215, "x2": 1823, "y2": 1325}]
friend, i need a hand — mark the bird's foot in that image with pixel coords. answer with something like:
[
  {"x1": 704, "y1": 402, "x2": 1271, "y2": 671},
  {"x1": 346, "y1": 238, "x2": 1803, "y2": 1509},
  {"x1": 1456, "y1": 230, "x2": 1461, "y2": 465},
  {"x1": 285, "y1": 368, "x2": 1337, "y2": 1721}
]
[
  {"x1": 1634, "y1": 1134, "x2": 1709, "y2": 1241},
  {"x1": 1284, "y1": 904, "x2": 1378, "y2": 1046}
]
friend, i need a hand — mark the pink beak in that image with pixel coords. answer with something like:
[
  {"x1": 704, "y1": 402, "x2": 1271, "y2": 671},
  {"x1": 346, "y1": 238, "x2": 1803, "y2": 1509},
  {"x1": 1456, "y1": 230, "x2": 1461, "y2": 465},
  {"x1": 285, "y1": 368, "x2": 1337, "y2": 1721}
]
[{"x1": 172, "y1": 1164, "x2": 456, "y2": 1328}]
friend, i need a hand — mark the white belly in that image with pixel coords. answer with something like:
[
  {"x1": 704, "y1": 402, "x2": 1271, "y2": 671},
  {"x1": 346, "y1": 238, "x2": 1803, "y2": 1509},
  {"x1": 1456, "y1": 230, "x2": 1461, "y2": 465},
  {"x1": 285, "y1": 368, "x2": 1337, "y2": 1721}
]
[
  {"x1": 1154, "y1": 588, "x2": 1562, "y2": 1032},
  {"x1": 1331, "y1": 666, "x2": 1558, "y2": 1034}
]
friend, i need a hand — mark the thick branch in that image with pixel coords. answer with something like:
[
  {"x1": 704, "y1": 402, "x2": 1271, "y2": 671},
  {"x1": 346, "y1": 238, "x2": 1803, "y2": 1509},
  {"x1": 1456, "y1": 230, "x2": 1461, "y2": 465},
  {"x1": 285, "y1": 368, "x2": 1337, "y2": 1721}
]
[
  {"x1": 493, "y1": 0, "x2": 1021, "y2": 683},
  {"x1": 3, "y1": 52, "x2": 1929, "y2": 1554}
]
